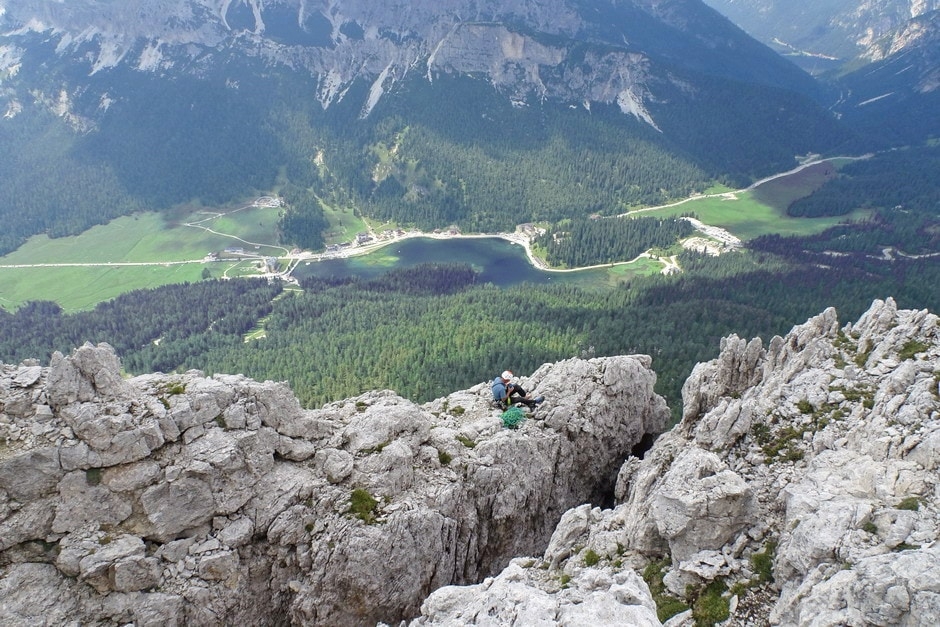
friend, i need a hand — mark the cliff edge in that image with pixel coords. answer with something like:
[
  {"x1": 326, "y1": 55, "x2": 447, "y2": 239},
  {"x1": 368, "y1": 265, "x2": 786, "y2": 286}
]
[
  {"x1": 0, "y1": 346, "x2": 668, "y2": 626},
  {"x1": 410, "y1": 298, "x2": 939, "y2": 626}
]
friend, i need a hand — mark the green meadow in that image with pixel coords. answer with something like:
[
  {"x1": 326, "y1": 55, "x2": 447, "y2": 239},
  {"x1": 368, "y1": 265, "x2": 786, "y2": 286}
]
[
  {"x1": 322, "y1": 201, "x2": 370, "y2": 244},
  {"x1": 0, "y1": 264, "x2": 211, "y2": 313},
  {"x1": 0, "y1": 159, "x2": 871, "y2": 312},
  {"x1": 631, "y1": 160, "x2": 871, "y2": 240},
  {"x1": 606, "y1": 255, "x2": 665, "y2": 281},
  {"x1": 0, "y1": 207, "x2": 284, "y2": 312}
]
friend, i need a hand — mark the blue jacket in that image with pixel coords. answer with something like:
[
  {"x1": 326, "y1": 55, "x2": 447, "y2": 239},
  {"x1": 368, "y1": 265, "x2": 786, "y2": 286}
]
[{"x1": 492, "y1": 376, "x2": 509, "y2": 401}]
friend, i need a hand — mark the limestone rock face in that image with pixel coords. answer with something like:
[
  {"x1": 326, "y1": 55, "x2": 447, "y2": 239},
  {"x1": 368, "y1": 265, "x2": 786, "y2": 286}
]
[
  {"x1": 411, "y1": 558, "x2": 661, "y2": 627},
  {"x1": 649, "y1": 447, "x2": 753, "y2": 563},
  {"x1": 5, "y1": 298, "x2": 937, "y2": 626},
  {"x1": 0, "y1": 343, "x2": 667, "y2": 626},
  {"x1": 528, "y1": 298, "x2": 939, "y2": 626}
]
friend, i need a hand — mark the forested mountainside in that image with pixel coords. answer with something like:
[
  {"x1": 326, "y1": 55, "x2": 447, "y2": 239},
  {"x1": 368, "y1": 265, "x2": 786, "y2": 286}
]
[
  {"x1": 834, "y1": 10, "x2": 940, "y2": 144},
  {"x1": 4, "y1": 137, "x2": 939, "y2": 419},
  {"x1": 701, "y1": 1, "x2": 940, "y2": 145},
  {"x1": 2, "y1": 0, "x2": 940, "y2": 423},
  {"x1": 0, "y1": 0, "x2": 852, "y2": 255}
]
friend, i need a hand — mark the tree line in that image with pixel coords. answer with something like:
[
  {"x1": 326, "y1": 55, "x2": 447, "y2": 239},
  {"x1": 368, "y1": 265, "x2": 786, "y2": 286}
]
[
  {"x1": 4, "y1": 252, "x2": 939, "y2": 423},
  {"x1": 0, "y1": 63, "x2": 857, "y2": 256},
  {"x1": 788, "y1": 145, "x2": 940, "y2": 218}
]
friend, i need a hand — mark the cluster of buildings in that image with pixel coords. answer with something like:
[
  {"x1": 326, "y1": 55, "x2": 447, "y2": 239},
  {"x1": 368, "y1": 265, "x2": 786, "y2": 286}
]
[{"x1": 325, "y1": 228, "x2": 409, "y2": 254}]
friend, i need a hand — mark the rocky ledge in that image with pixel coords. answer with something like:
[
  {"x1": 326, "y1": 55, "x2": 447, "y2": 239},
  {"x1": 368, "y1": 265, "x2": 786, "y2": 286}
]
[
  {"x1": 408, "y1": 298, "x2": 939, "y2": 626},
  {"x1": 0, "y1": 345, "x2": 668, "y2": 625},
  {"x1": 3, "y1": 298, "x2": 937, "y2": 626}
]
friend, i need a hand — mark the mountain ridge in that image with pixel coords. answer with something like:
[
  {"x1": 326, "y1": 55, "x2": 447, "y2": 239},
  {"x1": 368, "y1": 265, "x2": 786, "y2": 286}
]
[
  {"x1": 0, "y1": 0, "x2": 822, "y2": 120},
  {"x1": 0, "y1": 0, "x2": 852, "y2": 256},
  {"x1": 700, "y1": 0, "x2": 940, "y2": 70}
]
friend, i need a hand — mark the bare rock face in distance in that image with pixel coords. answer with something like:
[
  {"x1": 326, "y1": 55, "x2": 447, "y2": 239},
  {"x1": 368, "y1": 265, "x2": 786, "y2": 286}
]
[{"x1": 0, "y1": 343, "x2": 669, "y2": 626}]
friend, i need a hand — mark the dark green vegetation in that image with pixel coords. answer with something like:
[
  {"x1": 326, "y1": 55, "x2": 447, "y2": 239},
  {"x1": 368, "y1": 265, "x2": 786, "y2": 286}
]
[
  {"x1": 753, "y1": 145, "x2": 940, "y2": 258},
  {"x1": 348, "y1": 488, "x2": 380, "y2": 524},
  {"x1": 750, "y1": 540, "x2": 777, "y2": 584},
  {"x1": 787, "y1": 147, "x2": 940, "y2": 221},
  {"x1": 536, "y1": 216, "x2": 695, "y2": 267},
  {"x1": 692, "y1": 579, "x2": 731, "y2": 627},
  {"x1": 2, "y1": 143, "x2": 938, "y2": 420},
  {"x1": 642, "y1": 558, "x2": 689, "y2": 623},
  {"x1": 277, "y1": 187, "x2": 330, "y2": 251},
  {"x1": 0, "y1": 280, "x2": 283, "y2": 372},
  {"x1": 4, "y1": 236, "x2": 939, "y2": 421},
  {"x1": 1, "y1": 6, "x2": 938, "y2": 428}
]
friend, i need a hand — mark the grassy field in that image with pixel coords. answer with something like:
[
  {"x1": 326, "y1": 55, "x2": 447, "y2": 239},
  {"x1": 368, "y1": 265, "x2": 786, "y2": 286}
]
[
  {"x1": 631, "y1": 160, "x2": 871, "y2": 240},
  {"x1": 606, "y1": 256, "x2": 664, "y2": 281},
  {"x1": 637, "y1": 192, "x2": 871, "y2": 241},
  {"x1": 0, "y1": 264, "x2": 212, "y2": 312},
  {"x1": 0, "y1": 206, "x2": 283, "y2": 312},
  {"x1": 322, "y1": 201, "x2": 369, "y2": 244},
  {"x1": 0, "y1": 157, "x2": 873, "y2": 312}
]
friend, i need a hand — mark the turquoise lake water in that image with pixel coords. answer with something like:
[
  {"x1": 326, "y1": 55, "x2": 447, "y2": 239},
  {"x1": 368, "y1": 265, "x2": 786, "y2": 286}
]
[{"x1": 292, "y1": 237, "x2": 610, "y2": 287}]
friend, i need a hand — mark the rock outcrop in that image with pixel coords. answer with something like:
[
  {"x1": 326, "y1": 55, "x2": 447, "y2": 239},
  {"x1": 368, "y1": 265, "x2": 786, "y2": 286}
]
[
  {"x1": 409, "y1": 298, "x2": 939, "y2": 626},
  {"x1": 0, "y1": 346, "x2": 668, "y2": 626},
  {"x1": 4, "y1": 298, "x2": 937, "y2": 626}
]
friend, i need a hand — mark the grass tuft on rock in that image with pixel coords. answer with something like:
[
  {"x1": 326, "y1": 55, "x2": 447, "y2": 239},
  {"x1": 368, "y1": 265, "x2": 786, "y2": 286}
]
[
  {"x1": 642, "y1": 558, "x2": 689, "y2": 623},
  {"x1": 348, "y1": 488, "x2": 380, "y2": 524}
]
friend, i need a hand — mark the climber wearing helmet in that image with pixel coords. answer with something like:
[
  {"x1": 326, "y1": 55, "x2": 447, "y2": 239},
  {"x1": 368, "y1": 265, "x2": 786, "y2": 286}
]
[{"x1": 492, "y1": 370, "x2": 544, "y2": 410}]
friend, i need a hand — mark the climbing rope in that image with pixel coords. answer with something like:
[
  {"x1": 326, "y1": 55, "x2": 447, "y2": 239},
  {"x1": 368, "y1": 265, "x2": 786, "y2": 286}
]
[{"x1": 501, "y1": 406, "x2": 526, "y2": 429}]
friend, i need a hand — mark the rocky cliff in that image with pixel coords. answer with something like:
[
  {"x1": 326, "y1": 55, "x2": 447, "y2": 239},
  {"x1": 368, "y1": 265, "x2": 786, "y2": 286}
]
[
  {"x1": 701, "y1": 0, "x2": 940, "y2": 66},
  {"x1": 0, "y1": 0, "x2": 819, "y2": 123},
  {"x1": 0, "y1": 346, "x2": 668, "y2": 625},
  {"x1": 407, "y1": 298, "x2": 940, "y2": 626},
  {"x1": 3, "y1": 298, "x2": 938, "y2": 626}
]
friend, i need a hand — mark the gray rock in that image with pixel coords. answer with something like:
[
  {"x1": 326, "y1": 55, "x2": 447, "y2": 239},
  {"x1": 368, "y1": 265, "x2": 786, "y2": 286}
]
[
  {"x1": 650, "y1": 447, "x2": 753, "y2": 563},
  {"x1": 316, "y1": 447, "x2": 355, "y2": 483},
  {"x1": 197, "y1": 551, "x2": 239, "y2": 582},
  {"x1": 77, "y1": 534, "x2": 146, "y2": 593},
  {"x1": 0, "y1": 446, "x2": 62, "y2": 501},
  {"x1": 12, "y1": 365, "x2": 42, "y2": 388},
  {"x1": 0, "y1": 563, "x2": 83, "y2": 625},
  {"x1": 608, "y1": 299, "x2": 940, "y2": 625},
  {"x1": 411, "y1": 560, "x2": 660, "y2": 627},
  {"x1": 112, "y1": 555, "x2": 162, "y2": 592},
  {"x1": 13, "y1": 349, "x2": 673, "y2": 626},
  {"x1": 140, "y1": 477, "x2": 216, "y2": 541},
  {"x1": 6, "y1": 299, "x2": 937, "y2": 626},
  {"x1": 52, "y1": 470, "x2": 134, "y2": 534},
  {"x1": 46, "y1": 342, "x2": 133, "y2": 407},
  {"x1": 773, "y1": 544, "x2": 940, "y2": 626}
]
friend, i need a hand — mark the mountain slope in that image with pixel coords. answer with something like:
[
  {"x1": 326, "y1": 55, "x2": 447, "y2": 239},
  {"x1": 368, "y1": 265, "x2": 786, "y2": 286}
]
[
  {"x1": 0, "y1": 0, "x2": 850, "y2": 254},
  {"x1": 701, "y1": 0, "x2": 940, "y2": 73},
  {"x1": 2, "y1": 300, "x2": 937, "y2": 625},
  {"x1": 835, "y1": 10, "x2": 940, "y2": 143},
  {"x1": 410, "y1": 298, "x2": 940, "y2": 625},
  {"x1": 0, "y1": 343, "x2": 669, "y2": 625},
  {"x1": 0, "y1": 0, "x2": 822, "y2": 104}
]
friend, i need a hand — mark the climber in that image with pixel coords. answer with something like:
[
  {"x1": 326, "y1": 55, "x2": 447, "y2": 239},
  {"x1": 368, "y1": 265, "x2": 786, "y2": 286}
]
[{"x1": 492, "y1": 370, "x2": 544, "y2": 410}]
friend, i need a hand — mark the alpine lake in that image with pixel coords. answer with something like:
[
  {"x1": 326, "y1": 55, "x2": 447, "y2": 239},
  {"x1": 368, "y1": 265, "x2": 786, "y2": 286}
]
[{"x1": 291, "y1": 236, "x2": 628, "y2": 288}]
